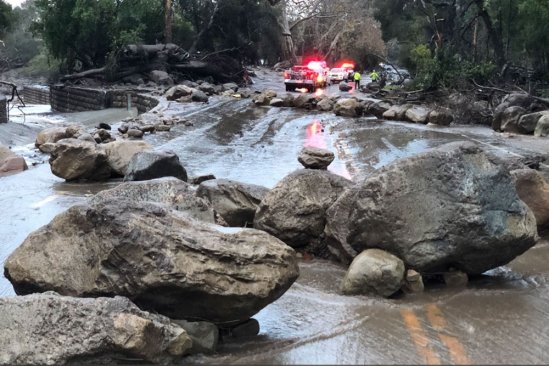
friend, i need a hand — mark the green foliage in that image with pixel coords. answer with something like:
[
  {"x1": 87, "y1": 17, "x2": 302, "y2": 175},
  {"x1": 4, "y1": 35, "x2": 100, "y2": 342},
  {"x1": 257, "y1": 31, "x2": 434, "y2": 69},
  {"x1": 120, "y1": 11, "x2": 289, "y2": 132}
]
[
  {"x1": 0, "y1": 0, "x2": 14, "y2": 38},
  {"x1": 19, "y1": 47, "x2": 61, "y2": 79}
]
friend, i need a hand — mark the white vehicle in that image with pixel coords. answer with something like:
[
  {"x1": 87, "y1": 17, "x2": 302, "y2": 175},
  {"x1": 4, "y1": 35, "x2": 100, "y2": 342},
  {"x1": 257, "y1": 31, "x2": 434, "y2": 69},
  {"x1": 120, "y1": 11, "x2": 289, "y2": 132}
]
[{"x1": 328, "y1": 68, "x2": 348, "y2": 83}]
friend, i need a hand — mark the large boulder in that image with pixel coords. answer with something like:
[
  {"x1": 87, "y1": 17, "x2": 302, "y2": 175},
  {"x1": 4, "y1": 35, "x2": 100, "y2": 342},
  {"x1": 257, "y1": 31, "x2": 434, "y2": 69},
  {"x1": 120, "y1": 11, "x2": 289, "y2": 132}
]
[
  {"x1": 5, "y1": 201, "x2": 299, "y2": 323},
  {"x1": 316, "y1": 97, "x2": 334, "y2": 111},
  {"x1": 165, "y1": 85, "x2": 194, "y2": 101},
  {"x1": 150, "y1": 70, "x2": 173, "y2": 85},
  {"x1": 196, "y1": 179, "x2": 269, "y2": 227},
  {"x1": 298, "y1": 146, "x2": 335, "y2": 170},
  {"x1": 324, "y1": 187, "x2": 359, "y2": 264},
  {"x1": 428, "y1": 109, "x2": 454, "y2": 126},
  {"x1": 0, "y1": 145, "x2": 27, "y2": 177},
  {"x1": 334, "y1": 98, "x2": 362, "y2": 117},
  {"x1": 382, "y1": 104, "x2": 411, "y2": 120},
  {"x1": 405, "y1": 106, "x2": 431, "y2": 124},
  {"x1": 511, "y1": 169, "x2": 549, "y2": 228},
  {"x1": 341, "y1": 249, "x2": 405, "y2": 297},
  {"x1": 49, "y1": 139, "x2": 111, "y2": 181},
  {"x1": 252, "y1": 90, "x2": 277, "y2": 106},
  {"x1": 0, "y1": 293, "x2": 192, "y2": 365},
  {"x1": 254, "y1": 169, "x2": 352, "y2": 247},
  {"x1": 35, "y1": 127, "x2": 68, "y2": 152},
  {"x1": 103, "y1": 140, "x2": 152, "y2": 176},
  {"x1": 368, "y1": 101, "x2": 392, "y2": 118},
  {"x1": 534, "y1": 114, "x2": 549, "y2": 137},
  {"x1": 500, "y1": 106, "x2": 527, "y2": 133},
  {"x1": 125, "y1": 150, "x2": 188, "y2": 182},
  {"x1": 518, "y1": 111, "x2": 549, "y2": 134},
  {"x1": 347, "y1": 142, "x2": 538, "y2": 274},
  {"x1": 91, "y1": 177, "x2": 216, "y2": 224},
  {"x1": 293, "y1": 93, "x2": 316, "y2": 109}
]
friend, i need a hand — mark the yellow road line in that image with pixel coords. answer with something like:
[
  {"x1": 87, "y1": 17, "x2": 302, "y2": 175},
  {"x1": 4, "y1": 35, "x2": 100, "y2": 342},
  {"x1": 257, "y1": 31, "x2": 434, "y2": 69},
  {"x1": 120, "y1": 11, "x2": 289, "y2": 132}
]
[
  {"x1": 401, "y1": 308, "x2": 441, "y2": 365},
  {"x1": 426, "y1": 304, "x2": 471, "y2": 365}
]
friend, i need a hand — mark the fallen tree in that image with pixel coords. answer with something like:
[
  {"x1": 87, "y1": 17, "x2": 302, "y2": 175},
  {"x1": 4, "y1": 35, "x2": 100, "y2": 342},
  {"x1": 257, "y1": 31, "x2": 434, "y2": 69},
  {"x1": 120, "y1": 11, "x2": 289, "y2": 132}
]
[{"x1": 60, "y1": 44, "x2": 244, "y2": 84}]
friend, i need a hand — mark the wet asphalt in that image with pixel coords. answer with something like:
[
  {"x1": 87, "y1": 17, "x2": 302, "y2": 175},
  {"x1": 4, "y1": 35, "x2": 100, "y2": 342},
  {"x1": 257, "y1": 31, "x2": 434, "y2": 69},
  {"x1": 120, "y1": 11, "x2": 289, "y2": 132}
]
[{"x1": 1, "y1": 70, "x2": 549, "y2": 364}]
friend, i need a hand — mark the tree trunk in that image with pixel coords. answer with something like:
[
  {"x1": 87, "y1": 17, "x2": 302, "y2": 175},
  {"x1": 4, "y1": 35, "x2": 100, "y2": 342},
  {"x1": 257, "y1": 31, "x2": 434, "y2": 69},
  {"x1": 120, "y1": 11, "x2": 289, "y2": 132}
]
[
  {"x1": 163, "y1": 0, "x2": 173, "y2": 44},
  {"x1": 473, "y1": 0, "x2": 505, "y2": 67},
  {"x1": 278, "y1": 0, "x2": 296, "y2": 62}
]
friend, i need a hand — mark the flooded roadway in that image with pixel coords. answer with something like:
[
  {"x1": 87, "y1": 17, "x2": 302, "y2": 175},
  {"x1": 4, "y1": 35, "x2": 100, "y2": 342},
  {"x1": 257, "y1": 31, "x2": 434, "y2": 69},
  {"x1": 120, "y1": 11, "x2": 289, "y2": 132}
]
[{"x1": 2, "y1": 80, "x2": 549, "y2": 363}]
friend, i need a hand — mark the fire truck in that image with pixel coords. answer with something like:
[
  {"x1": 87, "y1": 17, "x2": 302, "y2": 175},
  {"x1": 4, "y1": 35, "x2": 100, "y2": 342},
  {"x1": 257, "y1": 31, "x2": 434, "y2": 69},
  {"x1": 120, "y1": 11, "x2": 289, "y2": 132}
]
[{"x1": 283, "y1": 61, "x2": 329, "y2": 92}]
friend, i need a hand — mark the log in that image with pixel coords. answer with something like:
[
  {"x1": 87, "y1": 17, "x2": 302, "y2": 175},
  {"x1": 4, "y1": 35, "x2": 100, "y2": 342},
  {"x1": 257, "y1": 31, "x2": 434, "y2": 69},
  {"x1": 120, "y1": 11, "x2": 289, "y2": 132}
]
[{"x1": 60, "y1": 68, "x2": 105, "y2": 81}]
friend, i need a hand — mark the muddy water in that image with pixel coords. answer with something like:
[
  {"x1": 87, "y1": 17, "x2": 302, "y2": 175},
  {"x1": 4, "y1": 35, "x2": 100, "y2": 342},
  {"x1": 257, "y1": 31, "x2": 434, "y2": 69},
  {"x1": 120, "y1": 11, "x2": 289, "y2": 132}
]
[{"x1": 2, "y1": 94, "x2": 549, "y2": 363}]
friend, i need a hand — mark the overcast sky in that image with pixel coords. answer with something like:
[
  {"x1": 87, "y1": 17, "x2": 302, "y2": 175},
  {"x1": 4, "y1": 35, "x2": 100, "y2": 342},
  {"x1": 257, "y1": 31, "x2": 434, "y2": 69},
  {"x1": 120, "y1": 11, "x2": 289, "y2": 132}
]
[{"x1": 5, "y1": 0, "x2": 25, "y2": 7}]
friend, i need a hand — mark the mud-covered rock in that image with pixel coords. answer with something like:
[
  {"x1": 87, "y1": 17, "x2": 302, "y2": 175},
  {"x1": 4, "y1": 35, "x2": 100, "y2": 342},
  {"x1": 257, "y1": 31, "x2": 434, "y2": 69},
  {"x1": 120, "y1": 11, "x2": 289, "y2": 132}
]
[
  {"x1": 150, "y1": 70, "x2": 173, "y2": 85},
  {"x1": 368, "y1": 101, "x2": 392, "y2": 118},
  {"x1": 191, "y1": 90, "x2": 209, "y2": 103},
  {"x1": 0, "y1": 293, "x2": 192, "y2": 365},
  {"x1": 254, "y1": 169, "x2": 352, "y2": 247},
  {"x1": 382, "y1": 104, "x2": 411, "y2": 120},
  {"x1": 339, "y1": 82, "x2": 352, "y2": 92},
  {"x1": 511, "y1": 169, "x2": 549, "y2": 228},
  {"x1": 103, "y1": 140, "x2": 152, "y2": 176},
  {"x1": 49, "y1": 139, "x2": 111, "y2": 181},
  {"x1": 518, "y1": 111, "x2": 549, "y2": 134},
  {"x1": 5, "y1": 201, "x2": 299, "y2": 323},
  {"x1": 127, "y1": 128, "x2": 145, "y2": 139},
  {"x1": 173, "y1": 320, "x2": 219, "y2": 354},
  {"x1": 125, "y1": 150, "x2": 187, "y2": 182},
  {"x1": 534, "y1": 114, "x2": 549, "y2": 137},
  {"x1": 0, "y1": 145, "x2": 27, "y2": 177},
  {"x1": 500, "y1": 106, "x2": 527, "y2": 133},
  {"x1": 428, "y1": 109, "x2": 454, "y2": 126},
  {"x1": 269, "y1": 98, "x2": 284, "y2": 107},
  {"x1": 347, "y1": 141, "x2": 538, "y2": 274},
  {"x1": 316, "y1": 98, "x2": 334, "y2": 111},
  {"x1": 298, "y1": 146, "x2": 335, "y2": 170},
  {"x1": 91, "y1": 177, "x2": 216, "y2": 224},
  {"x1": 196, "y1": 179, "x2": 269, "y2": 227},
  {"x1": 293, "y1": 93, "x2": 316, "y2": 109},
  {"x1": 334, "y1": 98, "x2": 362, "y2": 117},
  {"x1": 341, "y1": 249, "x2": 405, "y2": 297},
  {"x1": 252, "y1": 90, "x2": 277, "y2": 106},
  {"x1": 324, "y1": 187, "x2": 359, "y2": 264},
  {"x1": 405, "y1": 106, "x2": 431, "y2": 124},
  {"x1": 35, "y1": 127, "x2": 68, "y2": 152}
]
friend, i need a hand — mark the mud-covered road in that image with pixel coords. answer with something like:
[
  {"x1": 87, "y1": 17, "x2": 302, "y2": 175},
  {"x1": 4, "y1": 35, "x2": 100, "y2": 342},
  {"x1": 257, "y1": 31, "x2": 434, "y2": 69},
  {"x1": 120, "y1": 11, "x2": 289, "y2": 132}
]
[{"x1": 2, "y1": 71, "x2": 549, "y2": 364}]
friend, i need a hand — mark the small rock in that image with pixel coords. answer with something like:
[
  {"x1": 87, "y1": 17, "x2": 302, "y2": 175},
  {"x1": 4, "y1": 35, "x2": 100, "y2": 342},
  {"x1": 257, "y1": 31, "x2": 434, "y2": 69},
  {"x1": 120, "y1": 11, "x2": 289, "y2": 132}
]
[
  {"x1": 140, "y1": 125, "x2": 156, "y2": 134},
  {"x1": 339, "y1": 82, "x2": 352, "y2": 91},
  {"x1": 269, "y1": 98, "x2": 284, "y2": 107},
  {"x1": 98, "y1": 122, "x2": 111, "y2": 130},
  {"x1": 118, "y1": 123, "x2": 129, "y2": 134},
  {"x1": 127, "y1": 129, "x2": 144, "y2": 139},
  {"x1": 341, "y1": 249, "x2": 405, "y2": 297},
  {"x1": 402, "y1": 269, "x2": 424, "y2": 293},
  {"x1": 155, "y1": 124, "x2": 171, "y2": 132},
  {"x1": 298, "y1": 146, "x2": 335, "y2": 170},
  {"x1": 191, "y1": 90, "x2": 209, "y2": 103},
  {"x1": 125, "y1": 150, "x2": 187, "y2": 182}
]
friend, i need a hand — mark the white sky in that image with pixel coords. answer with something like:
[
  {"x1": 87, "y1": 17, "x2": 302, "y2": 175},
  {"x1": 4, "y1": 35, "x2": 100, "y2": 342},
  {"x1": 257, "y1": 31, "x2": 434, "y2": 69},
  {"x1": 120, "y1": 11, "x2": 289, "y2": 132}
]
[{"x1": 5, "y1": 0, "x2": 25, "y2": 7}]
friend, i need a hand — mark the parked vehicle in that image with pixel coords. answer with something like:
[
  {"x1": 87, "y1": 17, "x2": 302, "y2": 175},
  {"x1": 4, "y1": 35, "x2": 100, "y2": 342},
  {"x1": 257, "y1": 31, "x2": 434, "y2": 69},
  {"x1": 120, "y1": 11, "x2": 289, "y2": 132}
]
[
  {"x1": 328, "y1": 68, "x2": 348, "y2": 83},
  {"x1": 284, "y1": 61, "x2": 328, "y2": 92}
]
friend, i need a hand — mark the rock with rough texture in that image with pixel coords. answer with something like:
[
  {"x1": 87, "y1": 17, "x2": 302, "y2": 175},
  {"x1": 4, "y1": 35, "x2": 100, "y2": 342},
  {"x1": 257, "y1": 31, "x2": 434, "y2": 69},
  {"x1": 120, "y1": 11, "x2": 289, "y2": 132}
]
[
  {"x1": 324, "y1": 187, "x2": 359, "y2": 264},
  {"x1": 368, "y1": 101, "x2": 392, "y2": 118},
  {"x1": 402, "y1": 269, "x2": 424, "y2": 293},
  {"x1": 534, "y1": 114, "x2": 549, "y2": 137},
  {"x1": 298, "y1": 146, "x2": 335, "y2": 170},
  {"x1": 91, "y1": 177, "x2": 216, "y2": 224},
  {"x1": 269, "y1": 98, "x2": 284, "y2": 107},
  {"x1": 0, "y1": 145, "x2": 27, "y2": 176},
  {"x1": 339, "y1": 82, "x2": 352, "y2": 91},
  {"x1": 5, "y1": 201, "x2": 299, "y2": 323},
  {"x1": 165, "y1": 85, "x2": 194, "y2": 101},
  {"x1": 500, "y1": 106, "x2": 527, "y2": 133},
  {"x1": 334, "y1": 98, "x2": 362, "y2": 117},
  {"x1": 382, "y1": 104, "x2": 411, "y2": 120},
  {"x1": 150, "y1": 70, "x2": 173, "y2": 85},
  {"x1": 125, "y1": 150, "x2": 188, "y2": 182},
  {"x1": 405, "y1": 106, "x2": 431, "y2": 124},
  {"x1": 511, "y1": 169, "x2": 549, "y2": 228},
  {"x1": 316, "y1": 98, "x2": 334, "y2": 111},
  {"x1": 518, "y1": 111, "x2": 549, "y2": 134},
  {"x1": 222, "y1": 83, "x2": 238, "y2": 92},
  {"x1": 0, "y1": 293, "x2": 192, "y2": 365},
  {"x1": 198, "y1": 82, "x2": 216, "y2": 95},
  {"x1": 103, "y1": 140, "x2": 152, "y2": 176},
  {"x1": 173, "y1": 320, "x2": 218, "y2": 354},
  {"x1": 293, "y1": 93, "x2": 316, "y2": 109},
  {"x1": 35, "y1": 127, "x2": 68, "y2": 152},
  {"x1": 341, "y1": 249, "x2": 405, "y2": 297},
  {"x1": 428, "y1": 109, "x2": 454, "y2": 126},
  {"x1": 189, "y1": 174, "x2": 216, "y2": 185},
  {"x1": 0, "y1": 155, "x2": 28, "y2": 176},
  {"x1": 191, "y1": 90, "x2": 209, "y2": 103},
  {"x1": 253, "y1": 90, "x2": 277, "y2": 106},
  {"x1": 128, "y1": 129, "x2": 145, "y2": 138},
  {"x1": 347, "y1": 141, "x2": 538, "y2": 274},
  {"x1": 254, "y1": 169, "x2": 352, "y2": 247},
  {"x1": 49, "y1": 139, "x2": 111, "y2": 181},
  {"x1": 196, "y1": 179, "x2": 269, "y2": 227}
]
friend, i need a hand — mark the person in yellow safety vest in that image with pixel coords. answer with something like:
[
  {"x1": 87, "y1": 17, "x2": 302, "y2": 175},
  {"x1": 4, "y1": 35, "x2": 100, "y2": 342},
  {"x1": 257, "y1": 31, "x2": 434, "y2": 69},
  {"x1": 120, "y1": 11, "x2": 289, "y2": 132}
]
[
  {"x1": 353, "y1": 71, "x2": 361, "y2": 89},
  {"x1": 370, "y1": 70, "x2": 379, "y2": 82}
]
